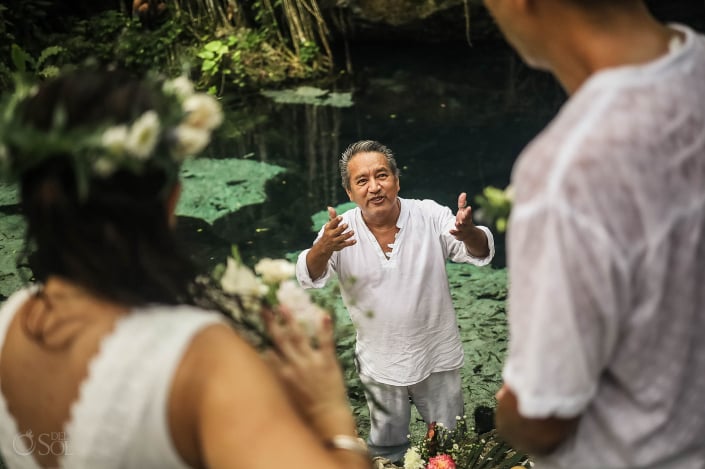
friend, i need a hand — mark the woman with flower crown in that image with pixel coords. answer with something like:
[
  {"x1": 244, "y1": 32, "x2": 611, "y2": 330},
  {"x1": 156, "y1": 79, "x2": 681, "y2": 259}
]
[{"x1": 0, "y1": 70, "x2": 370, "y2": 469}]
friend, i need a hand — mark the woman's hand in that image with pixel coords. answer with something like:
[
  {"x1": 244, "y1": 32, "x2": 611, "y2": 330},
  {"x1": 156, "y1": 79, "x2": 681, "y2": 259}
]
[{"x1": 264, "y1": 308, "x2": 354, "y2": 438}]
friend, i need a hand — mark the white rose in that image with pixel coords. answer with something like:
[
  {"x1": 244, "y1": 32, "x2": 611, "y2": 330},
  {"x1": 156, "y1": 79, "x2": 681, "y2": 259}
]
[
  {"x1": 183, "y1": 93, "x2": 223, "y2": 131},
  {"x1": 172, "y1": 124, "x2": 211, "y2": 159},
  {"x1": 101, "y1": 125, "x2": 128, "y2": 155},
  {"x1": 275, "y1": 280, "x2": 311, "y2": 311},
  {"x1": 221, "y1": 257, "x2": 267, "y2": 297},
  {"x1": 164, "y1": 76, "x2": 194, "y2": 100},
  {"x1": 275, "y1": 280, "x2": 327, "y2": 336},
  {"x1": 254, "y1": 258, "x2": 296, "y2": 284},
  {"x1": 125, "y1": 110, "x2": 160, "y2": 160}
]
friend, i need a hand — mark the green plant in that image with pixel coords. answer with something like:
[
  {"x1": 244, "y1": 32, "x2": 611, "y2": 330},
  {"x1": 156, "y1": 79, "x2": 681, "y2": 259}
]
[
  {"x1": 114, "y1": 13, "x2": 189, "y2": 75},
  {"x1": 196, "y1": 28, "x2": 298, "y2": 93},
  {"x1": 474, "y1": 185, "x2": 513, "y2": 233},
  {"x1": 56, "y1": 10, "x2": 129, "y2": 65},
  {"x1": 9, "y1": 44, "x2": 66, "y2": 79},
  {"x1": 298, "y1": 40, "x2": 320, "y2": 66},
  {"x1": 1, "y1": 0, "x2": 52, "y2": 47},
  {"x1": 0, "y1": 0, "x2": 57, "y2": 88},
  {"x1": 197, "y1": 35, "x2": 239, "y2": 93}
]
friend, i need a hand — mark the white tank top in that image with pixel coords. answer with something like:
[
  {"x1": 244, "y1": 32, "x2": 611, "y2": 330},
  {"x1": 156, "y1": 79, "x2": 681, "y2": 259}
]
[{"x1": 0, "y1": 287, "x2": 224, "y2": 468}]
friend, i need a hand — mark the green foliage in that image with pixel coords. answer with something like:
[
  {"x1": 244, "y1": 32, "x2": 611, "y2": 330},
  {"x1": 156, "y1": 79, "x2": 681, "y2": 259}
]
[
  {"x1": 1, "y1": 0, "x2": 52, "y2": 47},
  {"x1": 193, "y1": 0, "x2": 333, "y2": 95},
  {"x1": 197, "y1": 35, "x2": 241, "y2": 92},
  {"x1": 298, "y1": 40, "x2": 320, "y2": 66},
  {"x1": 6, "y1": 9, "x2": 189, "y2": 82},
  {"x1": 474, "y1": 185, "x2": 513, "y2": 233},
  {"x1": 9, "y1": 44, "x2": 66, "y2": 79},
  {"x1": 195, "y1": 28, "x2": 297, "y2": 93},
  {"x1": 0, "y1": 1, "x2": 334, "y2": 96},
  {"x1": 114, "y1": 15, "x2": 189, "y2": 76},
  {"x1": 0, "y1": 0, "x2": 55, "y2": 88},
  {"x1": 54, "y1": 10, "x2": 128, "y2": 65},
  {"x1": 199, "y1": 39, "x2": 232, "y2": 74},
  {"x1": 0, "y1": 5, "x2": 11, "y2": 89}
]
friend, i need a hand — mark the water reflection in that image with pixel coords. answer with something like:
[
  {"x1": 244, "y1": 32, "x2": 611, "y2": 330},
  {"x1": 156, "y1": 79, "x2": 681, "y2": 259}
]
[{"x1": 178, "y1": 43, "x2": 566, "y2": 272}]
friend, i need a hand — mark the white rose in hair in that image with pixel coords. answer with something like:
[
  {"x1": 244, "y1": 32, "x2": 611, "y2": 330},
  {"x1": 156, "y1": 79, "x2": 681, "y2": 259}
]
[
  {"x1": 254, "y1": 258, "x2": 296, "y2": 284},
  {"x1": 221, "y1": 257, "x2": 268, "y2": 297},
  {"x1": 126, "y1": 110, "x2": 160, "y2": 159},
  {"x1": 101, "y1": 125, "x2": 128, "y2": 155},
  {"x1": 164, "y1": 76, "x2": 194, "y2": 100},
  {"x1": 183, "y1": 94, "x2": 223, "y2": 131},
  {"x1": 173, "y1": 124, "x2": 210, "y2": 159}
]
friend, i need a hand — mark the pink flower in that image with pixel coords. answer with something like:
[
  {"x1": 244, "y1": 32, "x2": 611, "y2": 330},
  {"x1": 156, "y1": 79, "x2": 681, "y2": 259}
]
[{"x1": 427, "y1": 454, "x2": 456, "y2": 469}]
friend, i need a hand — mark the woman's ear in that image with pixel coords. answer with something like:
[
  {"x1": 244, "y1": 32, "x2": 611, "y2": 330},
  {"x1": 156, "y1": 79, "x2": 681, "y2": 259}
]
[{"x1": 166, "y1": 182, "x2": 181, "y2": 228}]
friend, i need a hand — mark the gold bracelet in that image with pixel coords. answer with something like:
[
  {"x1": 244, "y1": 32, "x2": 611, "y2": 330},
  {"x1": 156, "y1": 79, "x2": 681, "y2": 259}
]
[{"x1": 325, "y1": 435, "x2": 369, "y2": 457}]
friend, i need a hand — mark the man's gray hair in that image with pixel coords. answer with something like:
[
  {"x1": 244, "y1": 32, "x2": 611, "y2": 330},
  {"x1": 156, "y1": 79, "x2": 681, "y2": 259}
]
[{"x1": 339, "y1": 140, "x2": 400, "y2": 191}]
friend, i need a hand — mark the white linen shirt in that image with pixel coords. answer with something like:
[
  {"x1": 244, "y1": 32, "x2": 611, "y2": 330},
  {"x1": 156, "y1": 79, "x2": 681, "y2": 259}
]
[
  {"x1": 504, "y1": 24, "x2": 705, "y2": 469},
  {"x1": 297, "y1": 197, "x2": 494, "y2": 386}
]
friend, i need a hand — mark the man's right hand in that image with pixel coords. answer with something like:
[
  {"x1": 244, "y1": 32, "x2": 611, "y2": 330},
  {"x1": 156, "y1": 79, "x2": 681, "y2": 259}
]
[
  {"x1": 305, "y1": 207, "x2": 356, "y2": 280},
  {"x1": 319, "y1": 207, "x2": 356, "y2": 254}
]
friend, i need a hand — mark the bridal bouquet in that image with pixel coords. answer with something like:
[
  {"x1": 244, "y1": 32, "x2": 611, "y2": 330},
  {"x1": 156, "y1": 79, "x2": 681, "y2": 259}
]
[{"x1": 206, "y1": 248, "x2": 327, "y2": 346}]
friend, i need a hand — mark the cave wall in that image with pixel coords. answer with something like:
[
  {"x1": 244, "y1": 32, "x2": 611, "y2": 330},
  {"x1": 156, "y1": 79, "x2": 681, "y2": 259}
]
[{"x1": 323, "y1": 0, "x2": 705, "y2": 44}]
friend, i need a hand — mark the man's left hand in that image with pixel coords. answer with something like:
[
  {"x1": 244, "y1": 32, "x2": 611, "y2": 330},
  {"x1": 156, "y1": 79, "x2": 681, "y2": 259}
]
[
  {"x1": 449, "y1": 192, "x2": 476, "y2": 241},
  {"x1": 450, "y1": 192, "x2": 491, "y2": 258}
]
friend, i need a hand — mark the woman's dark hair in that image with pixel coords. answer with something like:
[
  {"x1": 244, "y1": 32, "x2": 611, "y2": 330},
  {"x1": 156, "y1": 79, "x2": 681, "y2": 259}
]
[{"x1": 17, "y1": 70, "x2": 197, "y2": 306}]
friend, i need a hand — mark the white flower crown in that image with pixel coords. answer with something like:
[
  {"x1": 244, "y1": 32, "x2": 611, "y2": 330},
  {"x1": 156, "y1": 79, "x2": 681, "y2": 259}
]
[{"x1": 0, "y1": 73, "x2": 223, "y2": 194}]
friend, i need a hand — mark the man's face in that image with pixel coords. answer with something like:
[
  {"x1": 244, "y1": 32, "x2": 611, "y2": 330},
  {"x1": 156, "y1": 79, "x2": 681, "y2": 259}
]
[{"x1": 345, "y1": 151, "x2": 400, "y2": 219}]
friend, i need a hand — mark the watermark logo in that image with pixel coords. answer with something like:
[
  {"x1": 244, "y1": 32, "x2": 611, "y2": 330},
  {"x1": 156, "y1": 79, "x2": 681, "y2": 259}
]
[
  {"x1": 13, "y1": 430, "x2": 35, "y2": 455},
  {"x1": 13, "y1": 430, "x2": 72, "y2": 457}
]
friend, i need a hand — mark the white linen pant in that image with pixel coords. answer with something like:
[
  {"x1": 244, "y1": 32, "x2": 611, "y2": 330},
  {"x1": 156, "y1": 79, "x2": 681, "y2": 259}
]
[{"x1": 360, "y1": 369, "x2": 464, "y2": 462}]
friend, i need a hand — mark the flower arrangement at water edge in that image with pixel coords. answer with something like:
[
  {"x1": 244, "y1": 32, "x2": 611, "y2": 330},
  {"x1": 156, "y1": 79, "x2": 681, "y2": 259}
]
[
  {"x1": 197, "y1": 247, "x2": 327, "y2": 348},
  {"x1": 403, "y1": 415, "x2": 531, "y2": 469}
]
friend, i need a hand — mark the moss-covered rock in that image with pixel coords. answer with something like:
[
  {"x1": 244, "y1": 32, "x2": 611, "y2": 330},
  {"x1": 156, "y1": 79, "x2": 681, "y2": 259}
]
[{"x1": 177, "y1": 158, "x2": 286, "y2": 225}]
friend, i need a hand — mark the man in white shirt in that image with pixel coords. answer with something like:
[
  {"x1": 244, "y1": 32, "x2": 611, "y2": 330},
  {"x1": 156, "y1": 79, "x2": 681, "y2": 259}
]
[
  {"x1": 296, "y1": 140, "x2": 494, "y2": 462},
  {"x1": 486, "y1": 0, "x2": 705, "y2": 467}
]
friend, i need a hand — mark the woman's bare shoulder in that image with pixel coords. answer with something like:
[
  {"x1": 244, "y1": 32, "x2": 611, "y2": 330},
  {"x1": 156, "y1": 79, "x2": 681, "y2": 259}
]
[{"x1": 168, "y1": 322, "x2": 290, "y2": 466}]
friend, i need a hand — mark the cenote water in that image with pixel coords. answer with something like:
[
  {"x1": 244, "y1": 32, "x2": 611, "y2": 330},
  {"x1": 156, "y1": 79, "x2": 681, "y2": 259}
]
[{"x1": 175, "y1": 42, "x2": 566, "y2": 272}]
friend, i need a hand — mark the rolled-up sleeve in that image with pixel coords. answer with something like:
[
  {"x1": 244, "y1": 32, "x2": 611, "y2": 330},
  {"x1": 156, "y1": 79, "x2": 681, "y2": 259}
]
[
  {"x1": 295, "y1": 248, "x2": 333, "y2": 289},
  {"x1": 441, "y1": 213, "x2": 496, "y2": 266}
]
